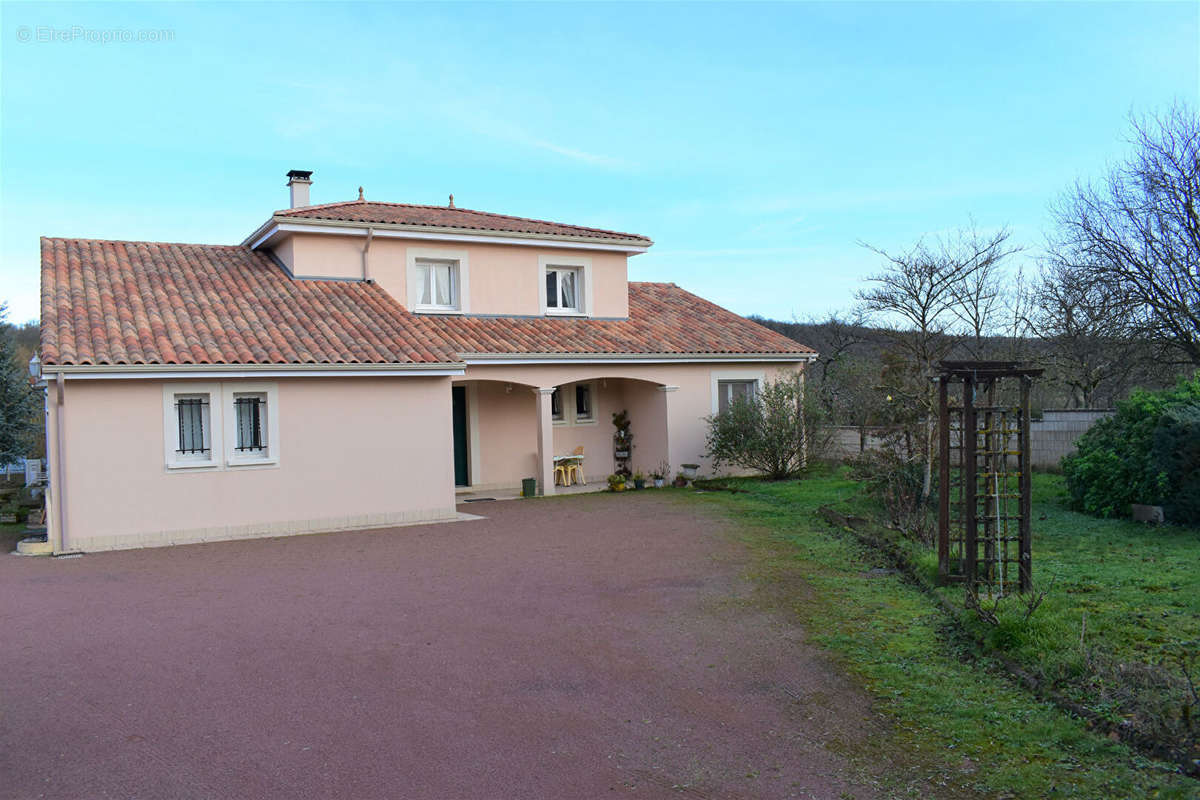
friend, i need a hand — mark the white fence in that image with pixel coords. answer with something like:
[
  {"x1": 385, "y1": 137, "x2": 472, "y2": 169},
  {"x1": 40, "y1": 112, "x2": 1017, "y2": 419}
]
[{"x1": 1, "y1": 458, "x2": 47, "y2": 487}]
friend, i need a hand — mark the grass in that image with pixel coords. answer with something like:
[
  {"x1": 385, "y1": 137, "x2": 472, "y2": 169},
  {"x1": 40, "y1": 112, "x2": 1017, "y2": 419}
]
[
  {"x1": 685, "y1": 469, "x2": 1196, "y2": 799},
  {"x1": 922, "y1": 474, "x2": 1199, "y2": 749}
]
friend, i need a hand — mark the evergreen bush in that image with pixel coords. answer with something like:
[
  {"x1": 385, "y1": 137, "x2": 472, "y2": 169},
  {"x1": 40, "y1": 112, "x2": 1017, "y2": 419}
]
[{"x1": 1062, "y1": 376, "x2": 1200, "y2": 522}]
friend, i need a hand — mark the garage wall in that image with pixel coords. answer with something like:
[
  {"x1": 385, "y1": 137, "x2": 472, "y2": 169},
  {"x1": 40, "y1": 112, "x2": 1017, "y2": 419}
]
[{"x1": 48, "y1": 376, "x2": 457, "y2": 552}]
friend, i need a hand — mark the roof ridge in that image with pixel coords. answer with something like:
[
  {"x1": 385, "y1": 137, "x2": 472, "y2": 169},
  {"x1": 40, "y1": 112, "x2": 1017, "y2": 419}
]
[
  {"x1": 41, "y1": 236, "x2": 252, "y2": 249},
  {"x1": 277, "y1": 200, "x2": 650, "y2": 241}
]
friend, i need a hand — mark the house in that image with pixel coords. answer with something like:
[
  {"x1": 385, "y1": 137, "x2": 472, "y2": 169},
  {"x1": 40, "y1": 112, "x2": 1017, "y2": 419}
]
[{"x1": 38, "y1": 171, "x2": 815, "y2": 553}]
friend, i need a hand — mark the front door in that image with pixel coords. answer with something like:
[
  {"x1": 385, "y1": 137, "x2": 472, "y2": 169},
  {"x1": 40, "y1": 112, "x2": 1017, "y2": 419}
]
[{"x1": 452, "y1": 386, "x2": 469, "y2": 486}]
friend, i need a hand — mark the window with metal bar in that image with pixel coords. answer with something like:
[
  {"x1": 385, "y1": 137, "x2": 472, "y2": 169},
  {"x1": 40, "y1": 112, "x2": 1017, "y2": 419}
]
[
  {"x1": 234, "y1": 395, "x2": 267, "y2": 453},
  {"x1": 176, "y1": 396, "x2": 210, "y2": 455},
  {"x1": 574, "y1": 383, "x2": 593, "y2": 421}
]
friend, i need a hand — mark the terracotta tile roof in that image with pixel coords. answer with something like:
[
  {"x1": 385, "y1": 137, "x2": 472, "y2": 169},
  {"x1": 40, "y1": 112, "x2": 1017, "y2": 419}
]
[
  {"x1": 412, "y1": 282, "x2": 814, "y2": 357},
  {"x1": 40, "y1": 239, "x2": 811, "y2": 367},
  {"x1": 276, "y1": 201, "x2": 652, "y2": 245},
  {"x1": 39, "y1": 238, "x2": 457, "y2": 366}
]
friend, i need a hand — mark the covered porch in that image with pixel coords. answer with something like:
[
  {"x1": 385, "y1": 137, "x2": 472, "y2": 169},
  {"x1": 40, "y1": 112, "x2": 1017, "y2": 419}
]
[{"x1": 451, "y1": 375, "x2": 675, "y2": 496}]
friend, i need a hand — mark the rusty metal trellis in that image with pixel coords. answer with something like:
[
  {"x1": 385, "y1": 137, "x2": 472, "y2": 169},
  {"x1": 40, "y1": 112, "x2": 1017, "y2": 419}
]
[{"x1": 937, "y1": 361, "x2": 1042, "y2": 595}]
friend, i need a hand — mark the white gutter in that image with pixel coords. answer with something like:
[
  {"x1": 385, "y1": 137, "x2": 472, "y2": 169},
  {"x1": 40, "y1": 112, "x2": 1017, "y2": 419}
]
[
  {"x1": 243, "y1": 218, "x2": 652, "y2": 254},
  {"x1": 43, "y1": 363, "x2": 466, "y2": 379},
  {"x1": 460, "y1": 352, "x2": 818, "y2": 365},
  {"x1": 361, "y1": 226, "x2": 375, "y2": 282},
  {"x1": 51, "y1": 374, "x2": 69, "y2": 554}
]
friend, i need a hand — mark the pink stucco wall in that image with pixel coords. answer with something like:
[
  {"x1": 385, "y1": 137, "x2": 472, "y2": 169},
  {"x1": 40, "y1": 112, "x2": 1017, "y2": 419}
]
[
  {"x1": 457, "y1": 362, "x2": 804, "y2": 489},
  {"x1": 46, "y1": 376, "x2": 457, "y2": 552},
  {"x1": 278, "y1": 233, "x2": 631, "y2": 318}
]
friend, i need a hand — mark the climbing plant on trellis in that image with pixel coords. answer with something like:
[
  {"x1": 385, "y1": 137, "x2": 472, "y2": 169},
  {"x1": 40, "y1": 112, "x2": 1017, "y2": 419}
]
[{"x1": 936, "y1": 361, "x2": 1043, "y2": 595}]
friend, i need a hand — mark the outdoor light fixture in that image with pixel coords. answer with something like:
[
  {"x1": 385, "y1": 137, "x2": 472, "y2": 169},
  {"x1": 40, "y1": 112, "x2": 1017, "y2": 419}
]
[
  {"x1": 505, "y1": 383, "x2": 512, "y2": 393},
  {"x1": 27, "y1": 353, "x2": 40, "y2": 380}
]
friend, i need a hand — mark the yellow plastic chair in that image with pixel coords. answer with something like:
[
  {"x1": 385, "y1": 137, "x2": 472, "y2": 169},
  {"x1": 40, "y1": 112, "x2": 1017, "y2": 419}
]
[{"x1": 566, "y1": 446, "x2": 586, "y2": 485}]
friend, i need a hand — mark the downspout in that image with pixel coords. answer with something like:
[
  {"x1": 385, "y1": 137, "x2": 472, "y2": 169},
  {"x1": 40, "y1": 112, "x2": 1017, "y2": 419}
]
[
  {"x1": 52, "y1": 373, "x2": 68, "y2": 553},
  {"x1": 361, "y1": 226, "x2": 375, "y2": 282}
]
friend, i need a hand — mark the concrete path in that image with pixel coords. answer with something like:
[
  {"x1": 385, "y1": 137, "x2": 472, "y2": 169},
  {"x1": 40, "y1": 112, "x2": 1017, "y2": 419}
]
[{"x1": 1, "y1": 492, "x2": 885, "y2": 799}]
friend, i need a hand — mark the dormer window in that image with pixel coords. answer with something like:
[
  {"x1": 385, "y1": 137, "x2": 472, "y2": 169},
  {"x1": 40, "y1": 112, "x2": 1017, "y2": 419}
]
[
  {"x1": 414, "y1": 258, "x2": 460, "y2": 311},
  {"x1": 545, "y1": 266, "x2": 581, "y2": 313}
]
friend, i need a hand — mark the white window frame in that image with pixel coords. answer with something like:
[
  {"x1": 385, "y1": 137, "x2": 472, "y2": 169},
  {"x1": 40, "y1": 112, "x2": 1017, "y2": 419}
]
[
  {"x1": 710, "y1": 370, "x2": 765, "y2": 415},
  {"x1": 572, "y1": 381, "x2": 597, "y2": 425},
  {"x1": 223, "y1": 382, "x2": 280, "y2": 467},
  {"x1": 551, "y1": 386, "x2": 565, "y2": 425},
  {"x1": 163, "y1": 382, "x2": 222, "y2": 470},
  {"x1": 163, "y1": 381, "x2": 280, "y2": 471},
  {"x1": 538, "y1": 254, "x2": 592, "y2": 317},
  {"x1": 407, "y1": 247, "x2": 470, "y2": 314}
]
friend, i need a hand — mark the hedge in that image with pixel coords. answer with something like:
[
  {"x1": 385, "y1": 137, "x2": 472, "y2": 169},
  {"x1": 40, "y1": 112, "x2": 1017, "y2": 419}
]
[{"x1": 1062, "y1": 376, "x2": 1200, "y2": 523}]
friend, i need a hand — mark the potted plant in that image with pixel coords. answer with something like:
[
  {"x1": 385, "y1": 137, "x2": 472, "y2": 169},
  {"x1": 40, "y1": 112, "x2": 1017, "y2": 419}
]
[
  {"x1": 681, "y1": 463, "x2": 700, "y2": 480},
  {"x1": 607, "y1": 473, "x2": 626, "y2": 492},
  {"x1": 673, "y1": 472, "x2": 689, "y2": 488},
  {"x1": 650, "y1": 460, "x2": 669, "y2": 488},
  {"x1": 632, "y1": 470, "x2": 646, "y2": 490}
]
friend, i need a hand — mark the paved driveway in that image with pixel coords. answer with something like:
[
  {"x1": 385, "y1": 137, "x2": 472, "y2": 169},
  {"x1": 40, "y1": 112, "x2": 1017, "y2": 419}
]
[{"x1": 1, "y1": 493, "x2": 882, "y2": 799}]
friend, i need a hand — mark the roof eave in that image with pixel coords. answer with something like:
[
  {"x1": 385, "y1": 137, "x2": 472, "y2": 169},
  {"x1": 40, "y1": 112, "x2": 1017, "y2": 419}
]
[
  {"x1": 42, "y1": 362, "x2": 467, "y2": 379},
  {"x1": 460, "y1": 352, "x2": 818, "y2": 365},
  {"x1": 243, "y1": 215, "x2": 653, "y2": 253}
]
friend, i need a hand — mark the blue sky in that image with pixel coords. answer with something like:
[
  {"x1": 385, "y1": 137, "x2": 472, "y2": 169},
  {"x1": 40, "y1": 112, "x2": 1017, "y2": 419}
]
[{"x1": 2, "y1": 1, "x2": 1196, "y2": 325}]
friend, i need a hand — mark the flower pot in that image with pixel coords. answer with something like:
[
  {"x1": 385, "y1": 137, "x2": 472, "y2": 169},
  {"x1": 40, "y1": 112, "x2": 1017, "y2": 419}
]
[
  {"x1": 673, "y1": 477, "x2": 688, "y2": 488},
  {"x1": 681, "y1": 464, "x2": 699, "y2": 480},
  {"x1": 634, "y1": 479, "x2": 646, "y2": 490},
  {"x1": 613, "y1": 483, "x2": 625, "y2": 492},
  {"x1": 653, "y1": 478, "x2": 665, "y2": 488}
]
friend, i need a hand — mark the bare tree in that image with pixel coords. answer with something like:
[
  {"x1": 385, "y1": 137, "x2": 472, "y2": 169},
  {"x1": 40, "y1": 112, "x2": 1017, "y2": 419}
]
[
  {"x1": 857, "y1": 225, "x2": 1018, "y2": 499},
  {"x1": 1050, "y1": 103, "x2": 1200, "y2": 365},
  {"x1": 1027, "y1": 259, "x2": 1144, "y2": 408},
  {"x1": 947, "y1": 224, "x2": 1019, "y2": 357}
]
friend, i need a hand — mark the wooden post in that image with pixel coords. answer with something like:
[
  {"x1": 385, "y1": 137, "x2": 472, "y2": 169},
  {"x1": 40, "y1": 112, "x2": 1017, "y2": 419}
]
[
  {"x1": 962, "y1": 375, "x2": 977, "y2": 589},
  {"x1": 937, "y1": 376, "x2": 950, "y2": 584},
  {"x1": 1019, "y1": 375, "x2": 1033, "y2": 593}
]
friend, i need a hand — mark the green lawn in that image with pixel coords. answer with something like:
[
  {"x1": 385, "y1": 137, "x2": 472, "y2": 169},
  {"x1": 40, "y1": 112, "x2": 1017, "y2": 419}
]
[{"x1": 686, "y1": 470, "x2": 1196, "y2": 798}]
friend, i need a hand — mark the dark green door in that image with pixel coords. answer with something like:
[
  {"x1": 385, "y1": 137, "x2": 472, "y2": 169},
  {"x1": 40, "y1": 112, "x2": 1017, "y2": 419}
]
[{"x1": 452, "y1": 386, "x2": 469, "y2": 486}]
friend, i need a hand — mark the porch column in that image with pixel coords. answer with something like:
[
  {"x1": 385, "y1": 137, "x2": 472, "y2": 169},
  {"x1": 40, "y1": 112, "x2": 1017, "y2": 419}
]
[
  {"x1": 658, "y1": 385, "x2": 679, "y2": 473},
  {"x1": 533, "y1": 387, "x2": 556, "y2": 496}
]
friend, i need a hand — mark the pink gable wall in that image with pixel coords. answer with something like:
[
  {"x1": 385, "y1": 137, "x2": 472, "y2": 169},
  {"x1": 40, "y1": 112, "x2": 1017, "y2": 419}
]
[{"x1": 276, "y1": 233, "x2": 630, "y2": 318}]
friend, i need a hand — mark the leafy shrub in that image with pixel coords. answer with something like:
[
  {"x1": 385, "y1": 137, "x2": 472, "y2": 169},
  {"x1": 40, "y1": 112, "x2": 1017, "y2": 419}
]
[
  {"x1": 1063, "y1": 376, "x2": 1200, "y2": 522},
  {"x1": 1151, "y1": 403, "x2": 1200, "y2": 524},
  {"x1": 705, "y1": 376, "x2": 810, "y2": 480}
]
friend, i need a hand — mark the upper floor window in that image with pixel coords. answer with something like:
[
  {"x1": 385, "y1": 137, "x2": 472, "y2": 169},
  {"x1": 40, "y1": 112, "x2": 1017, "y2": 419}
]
[
  {"x1": 717, "y1": 379, "x2": 757, "y2": 414},
  {"x1": 545, "y1": 266, "x2": 580, "y2": 313},
  {"x1": 415, "y1": 258, "x2": 459, "y2": 311}
]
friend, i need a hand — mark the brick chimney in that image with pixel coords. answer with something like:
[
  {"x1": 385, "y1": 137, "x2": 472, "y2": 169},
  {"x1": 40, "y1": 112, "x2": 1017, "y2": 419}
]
[{"x1": 286, "y1": 170, "x2": 313, "y2": 208}]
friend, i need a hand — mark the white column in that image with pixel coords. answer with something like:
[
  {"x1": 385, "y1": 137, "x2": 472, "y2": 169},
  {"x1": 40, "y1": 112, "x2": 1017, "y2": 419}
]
[{"x1": 534, "y1": 387, "x2": 556, "y2": 496}]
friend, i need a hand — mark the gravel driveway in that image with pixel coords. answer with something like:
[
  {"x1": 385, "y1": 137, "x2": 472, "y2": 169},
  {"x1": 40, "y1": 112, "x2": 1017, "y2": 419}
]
[{"x1": 1, "y1": 492, "x2": 885, "y2": 799}]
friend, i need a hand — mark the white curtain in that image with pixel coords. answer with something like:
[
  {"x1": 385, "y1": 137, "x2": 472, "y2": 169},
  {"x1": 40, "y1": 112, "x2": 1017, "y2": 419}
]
[
  {"x1": 434, "y1": 263, "x2": 452, "y2": 306},
  {"x1": 560, "y1": 270, "x2": 576, "y2": 309},
  {"x1": 418, "y1": 264, "x2": 432, "y2": 306}
]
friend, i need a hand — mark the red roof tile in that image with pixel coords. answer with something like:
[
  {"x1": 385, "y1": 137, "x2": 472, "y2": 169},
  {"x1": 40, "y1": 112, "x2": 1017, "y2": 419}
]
[
  {"x1": 412, "y1": 283, "x2": 813, "y2": 357},
  {"x1": 40, "y1": 239, "x2": 811, "y2": 367},
  {"x1": 275, "y1": 201, "x2": 652, "y2": 245},
  {"x1": 39, "y1": 238, "x2": 457, "y2": 366}
]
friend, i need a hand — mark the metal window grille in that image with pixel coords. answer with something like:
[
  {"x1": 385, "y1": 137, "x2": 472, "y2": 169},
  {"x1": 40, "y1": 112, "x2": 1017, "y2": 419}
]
[
  {"x1": 551, "y1": 388, "x2": 563, "y2": 419},
  {"x1": 235, "y1": 396, "x2": 266, "y2": 452},
  {"x1": 176, "y1": 397, "x2": 210, "y2": 454}
]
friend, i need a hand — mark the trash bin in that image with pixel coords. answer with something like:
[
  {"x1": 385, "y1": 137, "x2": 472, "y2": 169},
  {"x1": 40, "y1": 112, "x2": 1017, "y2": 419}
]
[{"x1": 521, "y1": 477, "x2": 538, "y2": 498}]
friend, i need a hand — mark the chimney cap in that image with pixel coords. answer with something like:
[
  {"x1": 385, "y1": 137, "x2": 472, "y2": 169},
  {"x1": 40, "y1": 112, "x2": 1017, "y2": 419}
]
[{"x1": 286, "y1": 169, "x2": 313, "y2": 182}]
